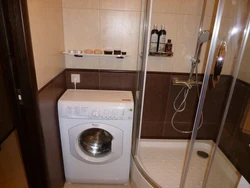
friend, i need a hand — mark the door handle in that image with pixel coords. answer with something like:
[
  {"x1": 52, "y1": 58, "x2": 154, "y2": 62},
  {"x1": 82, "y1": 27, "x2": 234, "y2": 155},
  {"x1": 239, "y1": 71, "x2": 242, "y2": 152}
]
[{"x1": 212, "y1": 41, "x2": 227, "y2": 88}]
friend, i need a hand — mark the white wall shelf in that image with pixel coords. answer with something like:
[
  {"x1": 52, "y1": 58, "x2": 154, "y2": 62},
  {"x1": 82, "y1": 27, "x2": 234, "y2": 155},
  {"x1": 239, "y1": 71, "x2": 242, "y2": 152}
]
[{"x1": 63, "y1": 52, "x2": 129, "y2": 59}]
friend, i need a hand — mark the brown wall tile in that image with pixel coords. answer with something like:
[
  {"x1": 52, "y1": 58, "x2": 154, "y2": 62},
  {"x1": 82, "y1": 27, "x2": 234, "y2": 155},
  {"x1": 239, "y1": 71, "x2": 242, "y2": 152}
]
[
  {"x1": 99, "y1": 72, "x2": 124, "y2": 90},
  {"x1": 163, "y1": 123, "x2": 192, "y2": 139},
  {"x1": 141, "y1": 122, "x2": 164, "y2": 138},
  {"x1": 66, "y1": 70, "x2": 99, "y2": 90},
  {"x1": 226, "y1": 81, "x2": 249, "y2": 132},
  {"x1": 38, "y1": 71, "x2": 66, "y2": 188},
  {"x1": 203, "y1": 76, "x2": 231, "y2": 124},
  {"x1": 63, "y1": 69, "x2": 250, "y2": 183},
  {"x1": 143, "y1": 73, "x2": 170, "y2": 122},
  {"x1": 65, "y1": 70, "x2": 137, "y2": 95},
  {"x1": 165, "y1": 74, "x2": 199, "y2": 123}
]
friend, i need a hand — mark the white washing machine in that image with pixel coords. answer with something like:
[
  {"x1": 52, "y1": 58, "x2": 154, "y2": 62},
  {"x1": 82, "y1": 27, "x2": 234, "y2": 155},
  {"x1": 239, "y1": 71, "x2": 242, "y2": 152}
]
[{"x1": 58, "y1": 89, "x2": 134, "y2": 184}]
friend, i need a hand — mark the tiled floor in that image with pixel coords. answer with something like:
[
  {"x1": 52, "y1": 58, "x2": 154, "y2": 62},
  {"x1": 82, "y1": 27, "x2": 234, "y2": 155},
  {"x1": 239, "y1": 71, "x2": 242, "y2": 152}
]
[{"x1": 64, "y1": 183, "x2": 131, "y2": 188}]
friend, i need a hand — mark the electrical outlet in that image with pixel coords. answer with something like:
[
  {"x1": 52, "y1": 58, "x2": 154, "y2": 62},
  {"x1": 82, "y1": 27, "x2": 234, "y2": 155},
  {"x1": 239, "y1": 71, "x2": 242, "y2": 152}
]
[{"x1": 71, "y1": 74, "x2": 80, "y2": 83}]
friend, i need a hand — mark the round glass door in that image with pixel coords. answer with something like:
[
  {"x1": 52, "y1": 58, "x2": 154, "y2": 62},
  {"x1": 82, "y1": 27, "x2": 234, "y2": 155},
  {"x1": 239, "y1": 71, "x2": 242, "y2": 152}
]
[{"x1": 78, "y1": 128, "x2": 113, "y2": 157}]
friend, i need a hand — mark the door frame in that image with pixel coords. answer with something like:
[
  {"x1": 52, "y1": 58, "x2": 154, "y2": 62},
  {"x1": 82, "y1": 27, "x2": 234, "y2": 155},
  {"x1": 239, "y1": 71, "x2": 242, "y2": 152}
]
[{"x1": 0, "y1": 0, "x2": 49, "y2": 187}]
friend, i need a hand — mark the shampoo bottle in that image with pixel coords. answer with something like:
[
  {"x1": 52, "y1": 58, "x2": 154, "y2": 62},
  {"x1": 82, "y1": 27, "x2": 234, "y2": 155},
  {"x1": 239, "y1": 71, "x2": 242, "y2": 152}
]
[
  {"x1": 158, "y1": 25, "x2": 166, "y2": 52},
  {"x1": 149, "y1": 24, "x2": 159, "y2": 53}
]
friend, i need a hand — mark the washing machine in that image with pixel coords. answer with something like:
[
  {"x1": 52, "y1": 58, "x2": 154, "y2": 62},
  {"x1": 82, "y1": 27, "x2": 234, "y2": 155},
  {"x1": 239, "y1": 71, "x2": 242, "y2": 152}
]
[{"x1": 58, "y1": 89, "x2": 134, "y2": 184}]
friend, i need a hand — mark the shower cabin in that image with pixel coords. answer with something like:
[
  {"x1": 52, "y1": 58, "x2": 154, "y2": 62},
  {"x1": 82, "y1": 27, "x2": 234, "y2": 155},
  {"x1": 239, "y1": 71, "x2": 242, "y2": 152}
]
[{"x1": 132, "y1": 0, "x2": 250, "y2": 187}]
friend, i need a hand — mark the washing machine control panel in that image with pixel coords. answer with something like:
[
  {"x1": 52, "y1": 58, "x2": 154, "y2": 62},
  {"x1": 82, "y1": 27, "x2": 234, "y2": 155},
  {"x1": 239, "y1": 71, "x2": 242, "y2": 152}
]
[{"x1": 60, "y1": 105, "x2": 133, "y2": 120}]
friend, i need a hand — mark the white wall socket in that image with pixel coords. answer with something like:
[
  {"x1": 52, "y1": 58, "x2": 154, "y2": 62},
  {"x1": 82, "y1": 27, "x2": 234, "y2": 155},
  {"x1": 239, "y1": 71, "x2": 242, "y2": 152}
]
[{"x1": 71, "y1": 74, "x2": 80, "y2": 83}]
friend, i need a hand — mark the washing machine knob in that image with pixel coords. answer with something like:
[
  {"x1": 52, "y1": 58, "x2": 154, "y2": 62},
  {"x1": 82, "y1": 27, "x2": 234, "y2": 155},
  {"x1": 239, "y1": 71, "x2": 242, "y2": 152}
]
[
  {"x1": 91, "y1": 109, "x2": 100, "y2": 118},
  {"x1": 104, "y1": 109, "x2": 110, "y2": 114},
  {"x1": 112, "y1": 109, "x2": 118, "y2": 115}
]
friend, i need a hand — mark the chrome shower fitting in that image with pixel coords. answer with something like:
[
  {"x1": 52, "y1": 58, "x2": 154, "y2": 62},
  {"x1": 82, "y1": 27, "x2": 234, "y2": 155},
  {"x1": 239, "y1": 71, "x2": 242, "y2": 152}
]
[
  {"x1": 171, "y1": 30, "x2": 211, "y2": 134},
  {"x1": 172, "y1": 78, "x2": 203, "y2": 89},
  {"x1": 192, "y1": 30, "x2": 211, "y2": 67}
]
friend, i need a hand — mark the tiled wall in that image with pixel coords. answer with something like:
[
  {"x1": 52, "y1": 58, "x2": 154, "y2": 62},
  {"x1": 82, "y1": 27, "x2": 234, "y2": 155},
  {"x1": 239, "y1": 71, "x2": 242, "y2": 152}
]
[
  {"x1": 220, "y1": 80, "x2": 250, "y2": 182},
  {"x1": 65, "y1": 69, "x2": 137, "y2": 94},
  {"x1": 63, "y1": 0, "x2": 142, "y2": 71},
  {"x1": 141, "y1": 73, "x2": 231, "y2": 139},
  {"x1": 63, "y1": 0, "x2": 218, "y2": 73},
  {"x1": 65, "y1": 69, "x2": 229, "y2": 140},
  {"x1": 147, "y1": 0, "x2": 216, "y2": 73},
  {"x1": 148, "y1": 0, "x2": 250, "y2": 74},
  {"x1": 62, "y1": 0, "x2": 249, "y2": 76},
  {"x1": 38, "y1": 71, "x2": 67, "y2": 188},
  {"x1": 238, "y1": 35, "x2": 250, "y2": 83},
  {"x1": 27, "y1": 0, "x2": 65, "y2": 90},
  {"x1": 65, "y1": 68, "x2": 250, "y2": 182}
]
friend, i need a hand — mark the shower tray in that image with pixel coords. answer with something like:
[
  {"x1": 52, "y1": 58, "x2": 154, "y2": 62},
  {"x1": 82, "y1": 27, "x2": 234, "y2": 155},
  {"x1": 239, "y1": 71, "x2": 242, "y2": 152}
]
[{"x1": 136, "y1": 139, "x2": 241, "y2": 188}]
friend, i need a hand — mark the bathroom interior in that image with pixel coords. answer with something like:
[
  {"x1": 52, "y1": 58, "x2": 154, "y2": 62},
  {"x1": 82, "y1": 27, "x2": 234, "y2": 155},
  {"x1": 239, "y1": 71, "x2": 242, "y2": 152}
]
[{"x1": 0, "y1": 0, "x2": 250, "y2": 187}]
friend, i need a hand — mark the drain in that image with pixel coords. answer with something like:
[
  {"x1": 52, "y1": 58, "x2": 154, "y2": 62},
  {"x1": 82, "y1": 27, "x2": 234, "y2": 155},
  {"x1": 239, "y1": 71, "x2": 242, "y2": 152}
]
[{"x1": 197, "y1": 151, "x2": 209, "y2": 159}]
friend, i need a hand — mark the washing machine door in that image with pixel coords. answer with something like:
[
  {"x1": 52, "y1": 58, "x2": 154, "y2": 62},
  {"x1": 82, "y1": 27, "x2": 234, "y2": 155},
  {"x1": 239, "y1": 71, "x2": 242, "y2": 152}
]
[
  {"x1": 68, "y1": 123, "x2": 123, "y2": 164},
  {"x1": 79, "y1": 128, "x2": 113, "y2": 157}
]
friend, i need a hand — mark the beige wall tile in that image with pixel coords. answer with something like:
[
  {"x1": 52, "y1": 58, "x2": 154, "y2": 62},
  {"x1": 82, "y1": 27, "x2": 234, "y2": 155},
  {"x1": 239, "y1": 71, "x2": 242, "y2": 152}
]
[
  {"x1": 62, "y1": 0, "x2": 220, "y2": 74},
  {"x1": 238, "y1": 37, "x2": 250, "y2": 83},
  {"x1": 62, "y1": 0, "x2": 99, "y2": 9},
  {"x1": 99, "y1": 0, "x2": 141, "y2": 11},
  {"x1": 99, "y1": 10, "x2": 140, "y2": 52},
  {"x1": 223, "y1": 0, "x2": 238, "y2": 19},
  {"x1": 99, "y1": 10, "x2": 140, "y2": 68},
  {"x1": 179, "y1": 0, "x2": 203, "y2": 15},
  {"x1": 152, "y1": 0, "x2": 181, "y2": 14},
  {"x1": 147, "y1": 57, "x2": 173, "y2": 72},
  {"x1": 205, "y1": 0, "x2": 217, "y2": 17},
  {"x1": 63, "y1": 8, "x2": 99, "y2": 50},
  {"x1": 151, "y1": 13, "x2": 178, "y2": 42},
  {"x1": 28, "y1": 0, "x2": 65, "y2": 90},
  {"x1": 63, "y1": 2, "x2": 141, "y2": 71},
  {"x1": 176, "y1": 14, "x2": 200, "y2": 40},
  {"x1": 65, "y1": 55, "x2": 100, "y2": 69},
  {"x1": 173, "y1": 37, "x2": 197, "y2": 73},
  {"x1": 99, "y1": 57, "x2": 138, "y2": 71}
]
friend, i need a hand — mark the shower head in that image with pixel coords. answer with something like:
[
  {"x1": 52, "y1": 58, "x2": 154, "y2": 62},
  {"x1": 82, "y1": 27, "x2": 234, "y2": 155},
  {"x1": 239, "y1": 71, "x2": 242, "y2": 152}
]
[
  {"x1": 192, "y1": 30, "x2": 211, "y2": 65},
  {"x1": 198, "y1": 30, "x2": 211, "y2": 44}
]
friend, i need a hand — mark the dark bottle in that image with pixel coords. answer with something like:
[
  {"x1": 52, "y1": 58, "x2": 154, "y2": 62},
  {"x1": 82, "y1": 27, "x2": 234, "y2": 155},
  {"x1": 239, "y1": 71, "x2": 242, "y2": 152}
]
[
  {"x1": 157, "y1": 25, "x2": 166, "y2": 52},
  {"x1": 165, "y1": 39, "x2": 173, "y2": 53},
  {"x1": 149, "y1": 24, "x2": 159, "y2": 53}
]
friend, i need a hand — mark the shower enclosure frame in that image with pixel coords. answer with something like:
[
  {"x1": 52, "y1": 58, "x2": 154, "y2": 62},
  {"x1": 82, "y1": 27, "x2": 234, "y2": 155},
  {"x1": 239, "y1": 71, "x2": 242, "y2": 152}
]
[{"x1": 132, "y1": 0, "x2": 250, "y2": 187}]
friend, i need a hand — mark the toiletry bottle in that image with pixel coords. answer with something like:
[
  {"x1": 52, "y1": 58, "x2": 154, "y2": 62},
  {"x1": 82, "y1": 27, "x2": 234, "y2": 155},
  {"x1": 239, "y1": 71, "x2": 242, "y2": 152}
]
[
  {"x1": 158, "y1": 25, "x2": 166, "y2": 52},
  {"x1": 149, "y1": 24, "x2": 159, "y2": 53},
  {"x1": 165, "y1": 39, "x2": 173, "y2": 53}
]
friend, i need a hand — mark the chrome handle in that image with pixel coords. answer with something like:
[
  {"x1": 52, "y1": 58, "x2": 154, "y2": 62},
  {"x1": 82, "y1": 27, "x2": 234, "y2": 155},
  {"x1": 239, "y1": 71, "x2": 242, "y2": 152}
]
[{"x1": 212, "y1": 41, "x2": 227, "y2": 87}]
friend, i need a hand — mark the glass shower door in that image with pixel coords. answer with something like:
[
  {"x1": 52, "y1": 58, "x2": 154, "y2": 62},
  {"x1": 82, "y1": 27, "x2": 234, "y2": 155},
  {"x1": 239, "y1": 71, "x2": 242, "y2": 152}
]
[
  {"x1": 181, "y1": 0, "x2": 250, "y2": 187},
  {"x1": 205, "y1": 6, "x2": 250, "y2": 188}
]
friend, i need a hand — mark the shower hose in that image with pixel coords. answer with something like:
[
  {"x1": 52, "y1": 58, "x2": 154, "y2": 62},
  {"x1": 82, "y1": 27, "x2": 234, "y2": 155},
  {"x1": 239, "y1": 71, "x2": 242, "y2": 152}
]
[{"x1": 171, "y1": 64, "x2": 204, "y2": 134}]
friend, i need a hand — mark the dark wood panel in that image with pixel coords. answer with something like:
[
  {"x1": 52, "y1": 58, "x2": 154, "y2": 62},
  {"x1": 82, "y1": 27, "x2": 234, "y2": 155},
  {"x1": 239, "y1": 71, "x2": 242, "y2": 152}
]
[{"x1": 0, "y1": 0, "x2": 49, "y2": 187}]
